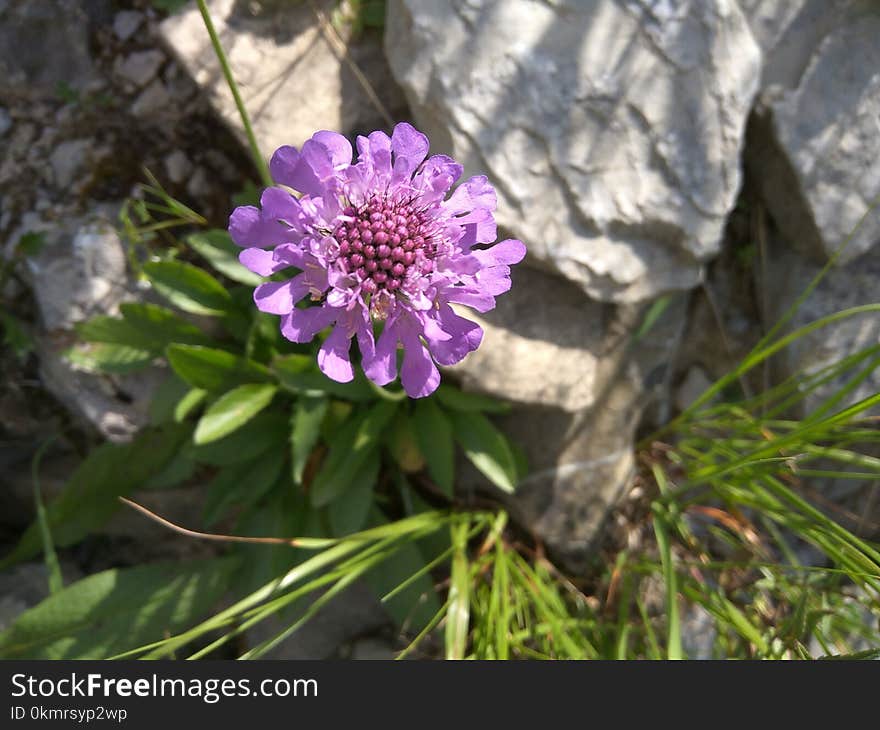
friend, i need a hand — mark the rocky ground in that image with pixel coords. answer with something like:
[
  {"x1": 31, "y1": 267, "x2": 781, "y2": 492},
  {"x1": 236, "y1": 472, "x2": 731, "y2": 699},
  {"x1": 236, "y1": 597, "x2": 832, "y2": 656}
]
[
  {"x1": 1, "y1": 0, "x2": 879, "y2": 657},
  {"x1": 0, "y1": 0, "x2": 400, "y2": 658}
]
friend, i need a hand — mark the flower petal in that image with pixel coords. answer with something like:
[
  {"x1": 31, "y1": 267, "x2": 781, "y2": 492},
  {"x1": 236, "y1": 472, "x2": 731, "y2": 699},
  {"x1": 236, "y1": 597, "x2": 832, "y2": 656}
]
[
  {"x1": 424, "y1": 305, "x2": 483, "y2": 366},
  {"x1": 356, "y1": 130, "x2": 392, "y2": 185},
  {"x1": 280, "y1": 305, "x2": 337, "y2": 343},
  {"x1": 362, "y1": 321, "x2": 398, "y2": 386},
  {"x1": 414, "y1": 154, "x2": 463, "y2": 202},
  {"x1": 239, "y1": 247, "x2": 284, "y2": 276},
  {"x1": 318, "y1": 324, "x2": 354, "y2": 383},
  {"x1": 312, "y1": 131, "x2": 353, "y2": 168},
  {"x1": 254, "y1": 274, "x2": 313, "y2": 315},
  {"x1": 400, "y1": 327, "x2": 440, "y2": 398},
  {"x1": 269, "y1": 144, "x2": 323, "y2": 197},
  {"x1": 391, "y1": 122, "x2": 429, "y2": 183},
  {"x1": 473, "y1": 239, "x2": 527, "y2": 267}
]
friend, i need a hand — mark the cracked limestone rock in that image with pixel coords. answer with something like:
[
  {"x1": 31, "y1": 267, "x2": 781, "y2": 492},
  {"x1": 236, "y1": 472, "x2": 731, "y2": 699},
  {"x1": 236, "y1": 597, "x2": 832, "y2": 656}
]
[
  {"x1": 160, "y1": 0, "x2": 405, "y2": 155},
  {"x1": 745, "y1": 2, "x2": 880, "y2": 264},
  {"x1": 386, "y1": 0, "x2": 761, "y2": 303}
]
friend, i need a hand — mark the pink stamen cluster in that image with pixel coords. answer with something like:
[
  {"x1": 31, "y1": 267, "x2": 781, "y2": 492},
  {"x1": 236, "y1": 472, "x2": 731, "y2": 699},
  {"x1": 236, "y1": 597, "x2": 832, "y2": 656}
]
[{"x1": 332, "y1": 197, "x2": 436, "y2": 297}]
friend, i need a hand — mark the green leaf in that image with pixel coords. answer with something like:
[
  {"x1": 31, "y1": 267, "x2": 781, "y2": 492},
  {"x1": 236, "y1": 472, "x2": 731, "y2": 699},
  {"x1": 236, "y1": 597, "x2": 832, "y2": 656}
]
[
  {"x1": 634, "y1": 294, "x2": 673, "y2": 341},
  {"x1": 167, "y1": 344, "x2": 270, "y2": 391},
  {"x1": 365, "y1": 532, "x2": 443, "y2": 632},
  {"x1": 65, "y1": 343, "x2": 154, "y2": 373},
  {"x1": 120, "y1": 302, "x2": 213, "y2": 348},
  {"x1": 328, "y1": 451, "x2": 379, "y2": 535},
  {"x1": 0, "y1": 312, "x2": 33, "y2": 360},
  {"x1": 174, "y1": 387, "x2": 208, "y2": 422},
  {"x1": 194, "y1": 383, "x2": 278, "y2": 444},
  {"x1": 186, "y1": 411, "x2": 288, "y2": 466},
  {"x1": 412, "y1": 399, "x2": 455, "y2": 496},
  {"x1": 187, "y1": 229, "x2": 262, "y2": 286},
  {"x1": 652, "y1": 503, "x2": 682, "y2": 660},
  {"x1": 203, "y1": 448, "x2": 286, "y2": 526},
  {"x1": 449, "y1": 411, "x2": 518, "y2": 493},
  {"x1": 386, "y1": 409, "x2": 425, "y2": 473},
  {"x1": 446, "y1": 519, "x2": 471, "y2": 659},
  {"x1": 143, "y1": 260, "x2": 232, "y2": 315},
  {"x1": 143, "y1": 451, "x2": 196, "y2": 490},
  {"x1": 0, "y1": 558, "x2": 236, "y2": 659},
  {"x1": 290, "y1": 396, "x2": 328, "y2": 483},
  {"x1": 16, "y1": 231, "x2": 46, "y2": 257},
  {"x1": 436, "y1": 384, "x2": 511, "y2": 413},
  {"x1": 310, "y1": 400, "x2": 397, "y2": 507},
  {"x1": 1, "y1": 424, "x2": 191, "y2": 568},
  {"x1": 75, "y1": 315, "x2": 162, "y2": 352},
  {"x1": 273, "y1": 353, "x2": 376, "y2": 401},
  {"x1": 149, "y1": 374, "x2": 191, "y2": 425}
]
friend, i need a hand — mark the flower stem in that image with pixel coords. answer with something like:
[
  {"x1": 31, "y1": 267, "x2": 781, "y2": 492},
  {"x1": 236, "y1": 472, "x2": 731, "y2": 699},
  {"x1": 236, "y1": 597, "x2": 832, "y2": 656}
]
[{"x1": 196, "y1": 0, "x2": 272, "y2": 187}]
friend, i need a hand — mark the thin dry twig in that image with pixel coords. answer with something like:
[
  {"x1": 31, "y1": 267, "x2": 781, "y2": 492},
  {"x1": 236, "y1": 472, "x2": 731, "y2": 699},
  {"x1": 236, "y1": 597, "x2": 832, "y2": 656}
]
[{"x1": 118, "y1": 496, "x2": 303, "y2": 546}]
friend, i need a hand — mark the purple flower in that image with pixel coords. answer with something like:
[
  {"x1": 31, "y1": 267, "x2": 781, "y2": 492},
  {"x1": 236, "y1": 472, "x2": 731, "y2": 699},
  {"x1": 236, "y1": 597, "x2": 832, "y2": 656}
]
[{"x1": 228, "y1": 123, "x2": 526, "y2": 398}]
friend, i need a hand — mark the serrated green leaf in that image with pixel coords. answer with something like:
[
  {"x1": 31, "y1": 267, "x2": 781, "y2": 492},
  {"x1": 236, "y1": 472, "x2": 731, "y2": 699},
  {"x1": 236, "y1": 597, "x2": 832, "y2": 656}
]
[
  {"x1": 1, "y1": 424, "x2": 191, "y2": 568},
  {"x1": 143, "y1": 260, "x2": 232, "y2": 315},
  {"x1": 328, "y1": 451, "x2": 379, "y2": 535},
  {"x1": 194, "y1": 383, "x2": 278, "y2": 444},
  {"x1": 273, "y1": 353, "x2": 375, "y2": 401},
  {"x1": 412, "y1": 399, "x2": 455, "y2": 496},
  {"x1": 436, "y1": 384, "x2": 511, "y2": 413},
  {"x1": 310, "y1": 400, "x2": 397, "y2": 507},
  {"x1": 290, "y1": 396, "x2": 327, "y2": 483},
  {"x1": 187, "y1": 229, "x2": 263, "y2": 286},
  {"x1": 166, "y1": 344, "x2": 270, "y2": 391},
  {"x1": 449, "y1": 411, "x2": 518, "y2": 493},
  {"x1": 0, "y1": 558, "x2": 236, "y2": 659},
  {"x1": 66, "y1": 343, "x2": 154, "y2": 373},
  {"x1": 120, "y1": 302, "x2": 213, "y2": 348}
]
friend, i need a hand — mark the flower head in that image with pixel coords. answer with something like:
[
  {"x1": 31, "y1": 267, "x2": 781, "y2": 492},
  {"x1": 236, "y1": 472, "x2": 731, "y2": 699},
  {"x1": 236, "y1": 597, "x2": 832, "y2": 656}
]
[{"x1": 228, "y1": 123, "x2": 526, "y2": 398}]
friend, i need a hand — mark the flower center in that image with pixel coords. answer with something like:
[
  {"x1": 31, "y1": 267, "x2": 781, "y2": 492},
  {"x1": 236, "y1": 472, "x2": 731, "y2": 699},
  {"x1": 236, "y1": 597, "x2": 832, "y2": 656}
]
[{"x1": 332, "y1": 196, "x2": 435, "y2": 297}]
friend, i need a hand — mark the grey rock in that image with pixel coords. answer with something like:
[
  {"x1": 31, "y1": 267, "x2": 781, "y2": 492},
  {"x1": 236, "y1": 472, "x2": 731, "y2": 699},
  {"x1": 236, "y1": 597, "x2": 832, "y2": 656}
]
[
  {"x1": 0, "y1": 0, "x2": 96, "y2": 91},
  {"x1": 0, "y1": 563, "x2": 83, "y2": 633},
  {"x1": 113, "y1": 9, "x2": 144, "y2": 41},
  {"x1": 130, "y1": 79, "x2": 171, "y2": 117},
  {"x1": 386, "y1": 0, "x2": 761, "y2": 303},
  {"x1": 49, "y1": 139, "x2": 91, "y2": 190},
  {"x1": 737, "y1": 0, "x2": 843, "y2": 89},
  {"x1": 23, "y1": 209, "x2": 160, "y2": 441},
  {"x1": 27, "y1": 214, "x2": 128, "y2": 332},
  {"x1": 114, "y1": 49, "x2": 165, "y2": 88},
  {"x1": 679, "y1": 602, "x2": 717, "y2": 659},
  {"x1": 675, "y1": 366, "x2": 712, "y2": 412},
  {"x1": 159, "y1": 0, "x2": 406, "y2": 153},
  {"x1": 163, "y1": 149, "x2": 192, "y2": 184},
  {"x1": 186, "y1": 167, "x2": 211, "y2": 200},
  {"x1": 760, "y1": 232, "x2": 880, "y2": 416},
  {"x1": 0, "y1": 107, "x2": 11, "y2": 137},
  {"x1": 452, "y1": 266, "x2": 687, "y2": 570},
  {"x1": 246, "y1": 581, "x2": 389, "y2": 659},
  {"x1": 746, "y1": 5, "x2": 880, "y2": 264},
  {"x1": 446, "y1": 267, "x2": 610, "y2": 413},
  {"x1": 349, "y1": 637, "x2": 396, "y2": 660}
]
